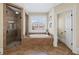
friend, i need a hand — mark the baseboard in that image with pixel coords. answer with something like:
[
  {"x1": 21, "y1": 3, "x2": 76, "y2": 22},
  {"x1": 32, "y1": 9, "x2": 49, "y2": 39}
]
[
  {"x1": 53, "y1": 40, "x2": 58, "y2": 47},
  {"x1": 0, "y1": 48, "x2": 3, "y2": 55},
  {"x1": 73, "y1": 48, "x2": 79, "y2": 54}
]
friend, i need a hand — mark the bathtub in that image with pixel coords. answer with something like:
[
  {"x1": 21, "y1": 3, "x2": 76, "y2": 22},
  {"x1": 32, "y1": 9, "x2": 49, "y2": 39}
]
[
  {"x1": 23, "y1": 34, "x2": 53, "y2": 46},
  {"x1": 29, "y1": 34, "x2": 51, "y2": 38}
]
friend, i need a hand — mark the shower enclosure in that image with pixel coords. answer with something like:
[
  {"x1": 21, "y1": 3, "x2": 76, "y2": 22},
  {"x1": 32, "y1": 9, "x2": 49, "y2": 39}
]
[{"x1": 3, "y1": 4, "x2": 23, "y2": 51}]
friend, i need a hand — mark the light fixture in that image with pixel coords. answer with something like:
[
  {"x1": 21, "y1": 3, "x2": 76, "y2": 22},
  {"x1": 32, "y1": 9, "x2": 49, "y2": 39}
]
[{"x1": 15, "y1": 11, "x2": 19, "y2": 14}]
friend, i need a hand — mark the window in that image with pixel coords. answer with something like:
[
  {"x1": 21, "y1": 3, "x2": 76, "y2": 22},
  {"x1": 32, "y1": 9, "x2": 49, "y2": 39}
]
[{"x1": 30, "y1": 15, "x2": 47, "y2": 33}]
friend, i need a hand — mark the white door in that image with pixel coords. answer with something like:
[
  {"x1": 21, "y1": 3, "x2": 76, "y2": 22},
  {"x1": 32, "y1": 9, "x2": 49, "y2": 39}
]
[{"x1": 65, "y1": 10, "x2": 73, "y2": 50}]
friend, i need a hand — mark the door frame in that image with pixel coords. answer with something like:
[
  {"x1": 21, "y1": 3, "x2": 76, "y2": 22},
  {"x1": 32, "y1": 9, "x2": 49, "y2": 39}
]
[
  {"x1": 56, "y1": 8, "x2": 76, "y2": 52},
  {"x1": 64, "y1": 10, "x2": 73, "y2": 49},
  {"x1": 3, "y1": 3, "x2": 23, "y2": 53}
]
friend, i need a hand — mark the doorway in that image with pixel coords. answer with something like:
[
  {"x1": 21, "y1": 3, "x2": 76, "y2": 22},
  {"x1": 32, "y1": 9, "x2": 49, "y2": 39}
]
[
  {"x1": 3, "y1": 4, "x2": 22, "y2": 50},
  {"x1": 57, "y1": 10, "x2": 73, "y2": 50},
  {"x1": 25, "y1": 13, "x2": 29, "y2": 36}
]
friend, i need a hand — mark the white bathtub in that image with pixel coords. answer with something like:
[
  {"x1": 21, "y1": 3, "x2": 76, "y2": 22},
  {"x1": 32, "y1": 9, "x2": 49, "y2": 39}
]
[{"x1": 29, "y1": 34, "x2": 51, "y2": 38}]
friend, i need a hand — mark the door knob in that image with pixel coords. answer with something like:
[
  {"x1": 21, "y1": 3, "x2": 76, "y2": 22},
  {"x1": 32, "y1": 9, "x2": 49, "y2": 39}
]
[
  {"x1": 64, "y1": 31, "x2": 66, "y2": 32},
  {"x1": 71, "y1": 29, "x2": 73, "y2": 31},
  {"x1": 6, "y1": 30, "x2": 8, "y2": 33}
]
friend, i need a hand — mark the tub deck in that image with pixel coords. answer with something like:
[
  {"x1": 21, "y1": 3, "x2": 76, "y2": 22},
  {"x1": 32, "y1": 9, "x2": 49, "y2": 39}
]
[{"x1": 22, "y1": 34, "x2": 53, "y2": 47}]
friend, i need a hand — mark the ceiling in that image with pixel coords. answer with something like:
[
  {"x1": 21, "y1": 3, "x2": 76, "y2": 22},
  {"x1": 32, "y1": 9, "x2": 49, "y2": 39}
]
[{"x1": 14, "y1": 3, "x2": 60, "y2": 13}]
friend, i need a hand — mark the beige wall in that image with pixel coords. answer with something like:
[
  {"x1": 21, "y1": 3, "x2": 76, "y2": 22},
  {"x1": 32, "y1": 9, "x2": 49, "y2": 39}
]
[
  {"x1": 76, "y1": 4, "x2": 79, "y2": 48},
  {"x1": 0, "y1": 3, "x2": 3, "y2": 48},
  {"x1": 0, "y1": 3, "x2": 3, "y2": 54}
]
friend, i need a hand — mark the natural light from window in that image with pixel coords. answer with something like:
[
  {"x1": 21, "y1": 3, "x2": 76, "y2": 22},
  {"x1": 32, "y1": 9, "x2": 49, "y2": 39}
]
[{"x1": 29, "y1": 15, "x2": 47, "y2": 33}]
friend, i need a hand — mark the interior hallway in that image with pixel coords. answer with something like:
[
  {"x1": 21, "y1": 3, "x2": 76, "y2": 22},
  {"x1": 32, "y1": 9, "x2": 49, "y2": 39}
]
[
  {"x1": 5, "y1": 38, "x2": 74, "y2": 55},
  {"x1": 1, "y1": 3, "x2": 79, "y2": 55}
]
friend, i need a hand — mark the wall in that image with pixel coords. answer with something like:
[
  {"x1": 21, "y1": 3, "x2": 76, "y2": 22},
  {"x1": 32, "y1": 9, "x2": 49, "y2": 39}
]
[
  {"x1": 48, "y1": 8, "x2": 55, "y2": 35},
  {"x1": 48, "y1": 8, "x2": 58, "y2": 47},
  {"x1": 76, "y1": 4, "x2": 79, "y2": 48},
  {"x1": 0, "y1": 3, "x2": 3, "y2": 54},
  {"x1": 28, "y1": 13, "x2": 48, "y2": 33}
]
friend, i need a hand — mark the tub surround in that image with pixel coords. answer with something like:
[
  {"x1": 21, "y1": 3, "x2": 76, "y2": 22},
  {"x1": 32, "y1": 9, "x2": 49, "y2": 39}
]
[{"x1": 22, "y1": 36, "x2": 53, "y2": 47}]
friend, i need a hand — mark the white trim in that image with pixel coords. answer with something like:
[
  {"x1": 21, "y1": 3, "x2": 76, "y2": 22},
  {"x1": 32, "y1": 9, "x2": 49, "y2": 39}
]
[
  {"x1": 71, "y1": 7, "x2": 77, "y2": 54},
  {"x1": 53, "y1": 12, "x2": 58, "y2": 47},
  {"x1": 53, "y1": 40, "x2": 58, "y2": 47},
  {"x1": 0, "y1": 48, "x2": 3, "y2": 55},
  {"x1": 72, "y1": 7, "x2": 79, "y2": 54},
  {"x1": 72, "y1": 48, "x2": 79, "y2": 54}
]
